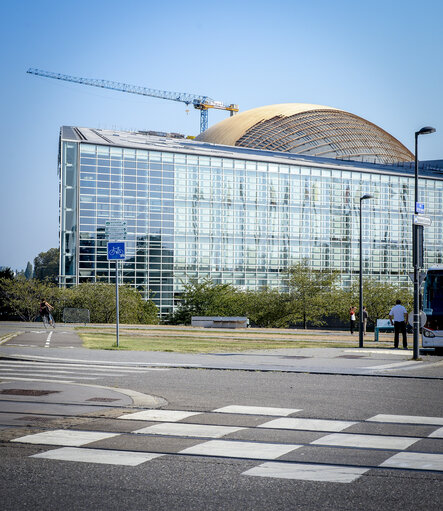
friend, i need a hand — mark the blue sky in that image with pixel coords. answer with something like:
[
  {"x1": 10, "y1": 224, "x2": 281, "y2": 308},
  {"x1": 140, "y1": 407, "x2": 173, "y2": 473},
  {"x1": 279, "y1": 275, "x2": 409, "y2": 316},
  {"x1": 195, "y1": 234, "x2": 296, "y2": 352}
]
[{"x1": 0, "y1": 0, "x2": 442, "y2": 271}]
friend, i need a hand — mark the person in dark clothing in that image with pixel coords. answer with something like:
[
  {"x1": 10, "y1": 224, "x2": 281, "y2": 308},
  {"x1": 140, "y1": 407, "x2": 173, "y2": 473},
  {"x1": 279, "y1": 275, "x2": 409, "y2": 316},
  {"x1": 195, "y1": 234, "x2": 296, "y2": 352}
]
[
  {"x1": 40, "y1": 299, "x2": 54, "y2": 328},
  {"x1": 389, "y1": 299, "x2": 408, "y2": 349}
]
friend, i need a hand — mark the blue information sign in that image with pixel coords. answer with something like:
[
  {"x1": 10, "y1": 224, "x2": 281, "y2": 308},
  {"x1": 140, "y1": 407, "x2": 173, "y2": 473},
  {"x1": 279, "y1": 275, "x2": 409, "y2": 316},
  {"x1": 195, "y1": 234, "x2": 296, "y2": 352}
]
[
  {"x1": 415, "y1": 202, "x2": 425, "y2": 214},
  {"x1": 107, "y1": 242, "x2": 126, "y2": 260}
]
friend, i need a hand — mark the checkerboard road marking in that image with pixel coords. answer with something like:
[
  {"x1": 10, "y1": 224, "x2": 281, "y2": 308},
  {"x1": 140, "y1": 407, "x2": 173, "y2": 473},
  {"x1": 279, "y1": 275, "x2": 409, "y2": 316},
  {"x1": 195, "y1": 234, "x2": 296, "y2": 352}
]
[
  {"x1": 258, "y1": 418, "x2": 357, "y2": 432},
  {"x1": 311, "y1": 433, "x2": 419, "y2": 450},
  {"x1": 243, "y1": 462, "x2": 370, "y2": 483},
  {"x1": 134, "y1": 422, "x2": 245, "y2": 438},
  {"x1": 367, "y1": 414, "x2": 443, "y2": 426},
  {"x1": 11, "y1": 430, "x2": 119, "y2": 447},
  {"x1": 380, "y1": 452, "x2": 443, "y2": 472},
  {"x1": 213, "y1": 405, "x2": 302, "y2": 416},
  {"x1": 31, "y1": 447, "x2": 163, "y2": 466},
  {"x1": 119, "y1": 410, "x2": 201, "y2": 422},
  {"x1": 179, "y1": 440, "x2": 302, "y2": 460}
]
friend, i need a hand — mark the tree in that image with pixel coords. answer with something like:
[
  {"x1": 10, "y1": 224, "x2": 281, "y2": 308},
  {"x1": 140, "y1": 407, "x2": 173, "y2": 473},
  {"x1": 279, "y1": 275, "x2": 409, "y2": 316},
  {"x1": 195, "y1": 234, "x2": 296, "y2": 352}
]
[
  {"x1": 240, "y1": 288, "x2": 291, "y2": 328},
  {"x1": 167, "y1": 278, "x2": 241, "y2": 325},
  {"x1": 24, "y1": 262, "x2": 33, "y2": 280},
  {"x1": 0, "y1": 267, "x2": 14, "y2": 280},
  {"x1": 34, "y1": 248, "x2": 59, "y2": 283},
  {"x1": 332, "y1": 278, "x2": 413, "y2": 328},
  {"x1": 67, "y1": 282, "x2": 159, "y2": 324},
  {"x1": 0, "y1": 277, "x2": 57, "y2": 321},
  {"x1": 284, "y1": 261, "x2": 339, "y2": 328}
]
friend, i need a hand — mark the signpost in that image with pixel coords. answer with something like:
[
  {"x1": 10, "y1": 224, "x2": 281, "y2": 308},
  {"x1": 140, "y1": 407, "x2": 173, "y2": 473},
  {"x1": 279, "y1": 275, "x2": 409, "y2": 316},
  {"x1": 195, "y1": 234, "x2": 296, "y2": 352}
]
[
  {"x1": 106, "y1": 221, "x2": 127, "y2": 347},
  {"x1": 105, "y1": 220, "x2": 127, "y2": 241},
  {"x1": 415, "y1": 202, "x2": 425, "y2": 214},
  {"x1": 413, "y1": 214, "x2": 432, "y2": 227}
]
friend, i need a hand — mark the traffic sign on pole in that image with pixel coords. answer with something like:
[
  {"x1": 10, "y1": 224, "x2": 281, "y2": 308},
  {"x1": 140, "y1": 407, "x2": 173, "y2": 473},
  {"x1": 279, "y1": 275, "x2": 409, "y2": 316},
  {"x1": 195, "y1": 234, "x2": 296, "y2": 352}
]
[
  {"x1": 107, "y1": 242, "x2": 126, "y2": 260},
  {"x1": 413, "y1": 214, "x2": 432, "y2": 226},
  {"x1": 415, "y1": 202, "x2": 425, "y2": 214},
  {"x1": 105, "y1": 220, "x2": 127, "y2": 241}
]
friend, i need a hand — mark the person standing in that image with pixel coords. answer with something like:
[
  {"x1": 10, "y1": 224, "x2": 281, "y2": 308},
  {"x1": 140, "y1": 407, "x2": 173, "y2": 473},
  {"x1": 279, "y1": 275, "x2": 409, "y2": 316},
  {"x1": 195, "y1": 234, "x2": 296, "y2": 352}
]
[
  {"x1": 362, "y1": 306, "x2": 368, "y2": 336},
  {"x1": 389, "y1": 299, "x2": 408, "y2": 349},
  {"x1": 349, "y1": 306, "x2": 356, "y2": 334}
]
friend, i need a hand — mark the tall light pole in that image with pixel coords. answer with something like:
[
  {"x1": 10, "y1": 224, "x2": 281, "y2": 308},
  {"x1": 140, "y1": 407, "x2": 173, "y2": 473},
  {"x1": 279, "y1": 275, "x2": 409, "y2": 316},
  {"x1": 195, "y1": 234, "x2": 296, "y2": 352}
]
[
  {"x1": 359, "y1": 194, "x2": 373, "y2": 348},
  {"x1": 413, "y1": 127, "x2": 436, "y2": 359}
]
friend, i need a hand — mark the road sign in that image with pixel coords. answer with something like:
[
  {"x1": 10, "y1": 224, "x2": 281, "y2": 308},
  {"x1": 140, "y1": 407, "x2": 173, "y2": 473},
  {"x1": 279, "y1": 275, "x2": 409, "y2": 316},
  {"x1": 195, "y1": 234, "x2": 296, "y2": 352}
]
[
  {"x1": 105, "y1": 220, "x2": 127, "y2": 240},
  {"x1": 408, "y1": 311, "x2": 427, "y2": 328},
  {"x1": 105, "y1": 220, "x2": 127, "y2": 228},
  {"x1": 107, "y1": 242, "x2": 126, "y2": 260},
  {"x1": 415, "y1": 202, "x2": 425, "y2": 214},
  {"x1": 408, "y1": 272, "x2": 427, "y2": 285},
  {"x1": 413, "y1": 214, "x2": 432, "y2": 226}
]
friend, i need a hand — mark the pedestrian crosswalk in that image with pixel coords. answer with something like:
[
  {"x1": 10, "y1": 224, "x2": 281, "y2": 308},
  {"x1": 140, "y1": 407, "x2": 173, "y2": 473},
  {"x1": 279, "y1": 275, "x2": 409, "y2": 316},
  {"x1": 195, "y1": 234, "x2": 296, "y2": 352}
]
[
  {"x1": 10, "y1": 404, "x2": 443, "y2": 483},
  {"x1": 0, "y1": 358, "x2": 168, "y2": 383}
]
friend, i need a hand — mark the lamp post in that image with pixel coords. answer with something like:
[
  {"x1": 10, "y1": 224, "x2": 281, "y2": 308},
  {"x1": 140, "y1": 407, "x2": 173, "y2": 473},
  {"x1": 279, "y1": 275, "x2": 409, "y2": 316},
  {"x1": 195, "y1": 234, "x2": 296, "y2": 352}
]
[
  {"x1": 359, "y1": 194, "x2": 373, "y2": 348},
  {"x1": 413, "y1": 127, "x2": 436, "y2": 360}
]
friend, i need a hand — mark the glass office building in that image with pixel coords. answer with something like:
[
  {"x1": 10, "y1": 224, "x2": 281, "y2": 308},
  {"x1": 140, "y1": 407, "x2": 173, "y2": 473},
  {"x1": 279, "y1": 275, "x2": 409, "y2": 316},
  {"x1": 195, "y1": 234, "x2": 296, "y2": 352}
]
[{"x1": 59, "y1": 126, "x2": 443, "y2": 316}]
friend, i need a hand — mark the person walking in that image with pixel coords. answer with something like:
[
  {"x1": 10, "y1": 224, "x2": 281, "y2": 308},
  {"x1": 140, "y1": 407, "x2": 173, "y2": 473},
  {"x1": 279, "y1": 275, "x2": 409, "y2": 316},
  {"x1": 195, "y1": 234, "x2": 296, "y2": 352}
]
[
  {"x1": 362, "y1": 306, "x2": 368, "y2": 336},
  {"x1": 349, "y1": 306, "x2": 356, "y2": 334},
  {"x1": 389, "y1": 299, "x2": 408, "y2": 349}
]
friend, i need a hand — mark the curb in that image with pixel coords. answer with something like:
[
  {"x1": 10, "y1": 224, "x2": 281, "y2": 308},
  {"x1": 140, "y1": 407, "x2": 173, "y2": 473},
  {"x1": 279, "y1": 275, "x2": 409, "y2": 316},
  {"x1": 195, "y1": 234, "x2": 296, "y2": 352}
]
[{"x1": 61, "y1": 381, "x2": 167, "y2": 408}]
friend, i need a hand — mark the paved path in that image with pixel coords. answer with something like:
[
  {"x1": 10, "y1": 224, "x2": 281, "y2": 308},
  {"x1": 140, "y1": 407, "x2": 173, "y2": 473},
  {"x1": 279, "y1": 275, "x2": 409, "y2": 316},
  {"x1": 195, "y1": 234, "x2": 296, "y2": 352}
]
[
  {"x1": 5, "y1": 400, "x2": 443, "y2": 490},
  {"x1": 1, "y1": 343, "x2": 442, "y2": 379},
  {"x1": 1, "y1": 331, "x2": 442, "y2": 510}
]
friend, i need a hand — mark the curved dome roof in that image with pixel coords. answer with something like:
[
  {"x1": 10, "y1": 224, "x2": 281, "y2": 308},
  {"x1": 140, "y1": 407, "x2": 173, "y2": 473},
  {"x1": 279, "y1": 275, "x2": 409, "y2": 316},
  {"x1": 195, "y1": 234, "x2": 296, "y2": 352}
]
[{"x1": 195, "y1": 103, "x2": 413, "y2": 164}]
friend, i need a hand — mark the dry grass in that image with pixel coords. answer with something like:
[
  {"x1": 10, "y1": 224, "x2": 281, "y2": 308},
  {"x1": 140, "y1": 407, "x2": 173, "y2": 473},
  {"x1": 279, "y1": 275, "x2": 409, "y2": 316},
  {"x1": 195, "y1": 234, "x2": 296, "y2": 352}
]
[{"x1": 77, "y1": 326, "x2": 393, "y2": 353}]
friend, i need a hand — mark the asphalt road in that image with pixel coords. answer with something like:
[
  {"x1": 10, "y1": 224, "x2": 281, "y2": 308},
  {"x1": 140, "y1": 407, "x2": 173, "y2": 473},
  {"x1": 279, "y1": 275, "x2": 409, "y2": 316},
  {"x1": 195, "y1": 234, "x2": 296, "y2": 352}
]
[{"x1": 0, "y1": 327, "x2": 442, "y2": 510}]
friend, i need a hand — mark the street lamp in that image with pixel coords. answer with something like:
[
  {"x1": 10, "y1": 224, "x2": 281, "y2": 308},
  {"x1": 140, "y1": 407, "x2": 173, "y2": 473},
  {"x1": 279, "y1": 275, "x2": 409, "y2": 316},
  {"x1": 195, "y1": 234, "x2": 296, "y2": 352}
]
[
  {"x1": 413, "y1": 126, "x2": 436, "y2": 360},
  {"x1": 359, "y1": 194, "x2": 373, "y2": 348}
]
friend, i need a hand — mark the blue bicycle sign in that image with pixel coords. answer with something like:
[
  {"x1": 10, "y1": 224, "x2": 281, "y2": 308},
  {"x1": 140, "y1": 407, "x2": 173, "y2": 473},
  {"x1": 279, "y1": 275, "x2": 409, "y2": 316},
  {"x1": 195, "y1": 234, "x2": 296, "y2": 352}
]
[{"x1": 107, "y1": 242, "x2": 126, "y2": 260}]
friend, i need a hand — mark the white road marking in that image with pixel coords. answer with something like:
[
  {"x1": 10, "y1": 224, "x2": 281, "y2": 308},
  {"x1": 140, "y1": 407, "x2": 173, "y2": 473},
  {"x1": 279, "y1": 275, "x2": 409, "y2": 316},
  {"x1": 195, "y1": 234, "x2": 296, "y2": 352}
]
[
  {"x1": 243, "y1": 462, "x2": 369, "y2": 483},
  {"x1": 311, "y1": 433, "x2": 419, "y2": 450},
  {"x1": 363, "y1": 361, "x2": 422, "y2": 370},
  {"x1": 179, "y1": 440, "x2": 302, "y2": 460},
  {"x1": 45, "y1": 331, "x2": 53, "y2": 348},
  {"x1": 0, "y1": 368, "x2": 132, "y2": 377},
  {"x1": 367, "y1": 414, "x2": 443, "y2": 426},
  {"x1": 119, "y1": 410, "x2": 201, "y2": 422},
  {"x1": 0, "y1": 373, "x2": 98, "y2": 380},
  {"x1": 12, "y1": 429, "x2": 118, "y2": 446},
  {"x1": 0, "y1": 360, "x2": 167, "y2": 372},
  {"x1": 5, "y1": 354, "x2": 199, "y2": 367},
  {"x1": 380, "y1": 452, "x2": 443, "y2": 472},
  {"x1": 32, "y1": 447, "x2": 163, "y2": 466},
  {"x1": 213, "y1": 405, "x2": 302, "y2": 416},
  {"x1": 134, "y1": 423, "x2": 245, "y2": 438},
  {"x1": 429, "y1": 427, "x2": 443, "y2": 438},
  {"x1": 258, "y1": 418, "x2": 357, "y2": 432},
  {"x1": 0, "y1": 377, "x2": 76, "y2": 383}
]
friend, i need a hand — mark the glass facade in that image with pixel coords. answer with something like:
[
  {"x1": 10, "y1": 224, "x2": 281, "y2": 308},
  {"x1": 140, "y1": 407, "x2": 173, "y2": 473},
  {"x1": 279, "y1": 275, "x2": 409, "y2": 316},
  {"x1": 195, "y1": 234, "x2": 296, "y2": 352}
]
[{"x1": 59, "y1": 129, "x2": 443, "y2": 316}]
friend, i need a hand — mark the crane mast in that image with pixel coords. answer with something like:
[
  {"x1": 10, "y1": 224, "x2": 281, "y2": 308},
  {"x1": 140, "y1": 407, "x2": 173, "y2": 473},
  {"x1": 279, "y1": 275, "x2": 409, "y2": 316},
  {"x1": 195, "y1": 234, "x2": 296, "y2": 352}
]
[{"x1": 27, "y1": 68, "x2": 238, "y2": 132}]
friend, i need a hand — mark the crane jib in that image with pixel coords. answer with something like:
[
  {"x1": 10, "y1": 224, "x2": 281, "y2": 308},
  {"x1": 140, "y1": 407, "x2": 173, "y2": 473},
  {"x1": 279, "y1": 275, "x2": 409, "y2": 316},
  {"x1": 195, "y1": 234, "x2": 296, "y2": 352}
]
[{"x1": 27, "y1": 68, "x2": 238, "y2": 133}]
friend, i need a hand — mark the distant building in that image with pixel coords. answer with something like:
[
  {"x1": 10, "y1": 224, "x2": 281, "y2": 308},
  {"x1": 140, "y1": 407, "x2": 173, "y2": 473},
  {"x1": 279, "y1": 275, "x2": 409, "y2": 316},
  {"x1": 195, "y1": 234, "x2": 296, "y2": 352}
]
[{"x1": 58, "y1": 105, "x2": 443, "y2": 315}]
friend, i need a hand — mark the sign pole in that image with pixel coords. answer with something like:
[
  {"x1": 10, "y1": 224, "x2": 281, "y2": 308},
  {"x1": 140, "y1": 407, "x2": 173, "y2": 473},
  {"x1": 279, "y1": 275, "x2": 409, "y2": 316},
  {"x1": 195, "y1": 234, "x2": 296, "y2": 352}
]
[
  {"x1": 115, "y1": 260, "x2": 119, "y2": 347},
  {"x1": 107, "y1": 239, "x2": 126, "y2": 348}
]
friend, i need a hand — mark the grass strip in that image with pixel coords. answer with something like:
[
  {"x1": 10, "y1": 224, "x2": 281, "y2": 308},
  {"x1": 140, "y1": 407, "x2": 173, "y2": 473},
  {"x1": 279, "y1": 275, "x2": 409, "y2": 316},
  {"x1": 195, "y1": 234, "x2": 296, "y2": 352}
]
[{"x1": 78, "y1": 331, "x2": 391, "y2": 353}]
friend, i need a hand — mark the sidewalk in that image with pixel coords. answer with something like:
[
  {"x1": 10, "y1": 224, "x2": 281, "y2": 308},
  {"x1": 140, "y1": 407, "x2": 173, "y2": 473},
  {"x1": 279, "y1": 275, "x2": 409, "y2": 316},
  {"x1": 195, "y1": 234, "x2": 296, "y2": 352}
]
[
  {"x1": 1, "y1": 344, "x2": 442, "y2": 379},
  {"x1": 1, "y1": 322, "x2": 442, "y2": 379}
]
